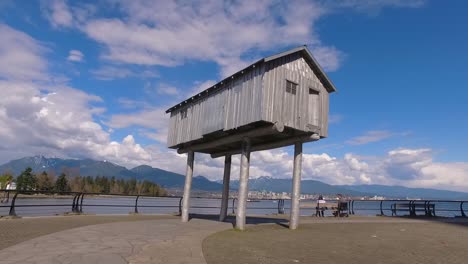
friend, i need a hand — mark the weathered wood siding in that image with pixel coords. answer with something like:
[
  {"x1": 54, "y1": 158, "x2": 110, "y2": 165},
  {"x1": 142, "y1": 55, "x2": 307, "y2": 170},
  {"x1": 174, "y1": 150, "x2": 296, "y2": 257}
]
[
  {"x1": 262, "y1": 53, "x2": 329, "y2": 137},
  {"x1": 167, "y1": 66, "x2": 264, "y2": 147}
]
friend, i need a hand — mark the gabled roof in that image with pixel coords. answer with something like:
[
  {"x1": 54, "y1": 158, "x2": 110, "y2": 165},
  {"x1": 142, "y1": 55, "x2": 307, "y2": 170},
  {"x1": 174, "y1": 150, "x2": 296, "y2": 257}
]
[{"x1": 166, "y1": 46, "x2": 337, "y2": 113}]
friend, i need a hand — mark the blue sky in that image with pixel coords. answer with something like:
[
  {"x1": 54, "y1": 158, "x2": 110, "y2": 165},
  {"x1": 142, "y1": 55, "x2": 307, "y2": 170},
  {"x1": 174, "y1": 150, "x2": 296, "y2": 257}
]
[{"x1": 0, "y1": 0, "x2": 467, "y2": 191}]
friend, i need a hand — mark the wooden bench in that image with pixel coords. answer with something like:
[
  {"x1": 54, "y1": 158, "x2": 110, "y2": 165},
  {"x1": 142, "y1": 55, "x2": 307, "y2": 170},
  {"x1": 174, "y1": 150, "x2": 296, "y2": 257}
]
[{"x1": 391, "y1": 202, "x2": 435, "y2": 217}]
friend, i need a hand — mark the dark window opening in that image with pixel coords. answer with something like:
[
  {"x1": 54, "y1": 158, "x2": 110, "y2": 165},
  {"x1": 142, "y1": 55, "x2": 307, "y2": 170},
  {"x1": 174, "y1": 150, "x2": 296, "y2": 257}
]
[
  {"x1": 309, "y1": 88, "x2": 319, "y2": 95},
  {"x1": 286, "y1": 80, "x2": 297, "y2": 95}
]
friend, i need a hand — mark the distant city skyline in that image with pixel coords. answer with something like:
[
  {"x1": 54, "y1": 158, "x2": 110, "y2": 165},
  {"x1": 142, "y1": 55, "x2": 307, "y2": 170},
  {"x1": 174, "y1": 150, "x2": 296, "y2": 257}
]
[{"x1": 0, "y1": 1, "x2": 467, "y2": 191}]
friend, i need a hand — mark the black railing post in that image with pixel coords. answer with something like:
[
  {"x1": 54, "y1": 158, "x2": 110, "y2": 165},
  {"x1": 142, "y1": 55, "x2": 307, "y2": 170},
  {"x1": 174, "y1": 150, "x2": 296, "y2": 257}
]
[
  {"x1": 351, "y1": 200, "x2": 355, "y2": 215},
  {"x1": 232, "y1": 198, "x2": 237, "y2": 214},
  {"x1": 79, "y1": 193, "x2": 85, "y2": 213},
  {"x1": 71, "y1": 193, "x2": 77, "y2": 213},
  {"x1": 424, "y1": 201, "x2": 431, "y2": 216},
  {"x1": 410, "y1": 200, "x2": 415, "y2": 216},
  {"x1": 9, "y1": 192, "x2": 19, "y2": 217},
  {"x1": 134, "y1": 195, "x2": 140, "y2": 214},
  {"x1": 277, "y1": 199, "x2": 285, "y2": 214},
  {"x1": 380, "y1": 200, "x2": 384, "y2": 216},
  {"x1": 178, "y1": 197, "x2": 183, "y2": 215},
  {"x1": 461, "y1": 201, "x2": 466, "y2": 217},
  {"x1": 71, "y1": 193, "x2": 81, "y2": 213}
]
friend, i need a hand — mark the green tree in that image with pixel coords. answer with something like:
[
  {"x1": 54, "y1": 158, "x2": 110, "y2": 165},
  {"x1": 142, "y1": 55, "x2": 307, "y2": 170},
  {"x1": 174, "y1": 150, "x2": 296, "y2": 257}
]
[
  {"x1": 36, "y1": 171, "x2": 54, "y2": 191},
  {"x1": 55, "y1": 173, "x2": 71, "y2": 192},
  {"x1": 16, "y1": 167, "x2": 37, "y2": 190}
]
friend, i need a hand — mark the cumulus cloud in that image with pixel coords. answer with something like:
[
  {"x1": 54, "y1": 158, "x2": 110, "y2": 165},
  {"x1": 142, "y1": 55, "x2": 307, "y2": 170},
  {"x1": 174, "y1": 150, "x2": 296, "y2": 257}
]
[
  {"x1": 67, "y1": 49, "x2": 84, "y2": 62},
  {"x1": 42, "y1": 0, "x2": 339, "y2": 77},
  {"x1": 106, "y1": 106, "x2": 169, "y2": 144},
  {"x1": 41, "y1": 0, "x2": 427, "y2": 78},
  {"x1": 0, "y1": 24, "x2": 48, "y2": 81},
  {"x1": 0, "y1": 80, "x2": 159, "y2": 167},
  {"x1": 0, "y1": 25, "x2": 155, "y2": 168}
]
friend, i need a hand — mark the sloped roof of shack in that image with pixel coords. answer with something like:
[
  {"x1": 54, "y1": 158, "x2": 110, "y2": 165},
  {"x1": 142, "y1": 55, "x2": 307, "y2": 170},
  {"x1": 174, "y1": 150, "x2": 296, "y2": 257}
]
[{"x1": 166, "y1": 46, "x2": 337, "y2": 113}]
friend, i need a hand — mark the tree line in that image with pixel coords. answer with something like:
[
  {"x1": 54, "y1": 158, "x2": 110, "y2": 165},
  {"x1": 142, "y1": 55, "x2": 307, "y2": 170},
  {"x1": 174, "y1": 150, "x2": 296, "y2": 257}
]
[{"x1": 1, "y1": 167, "x2": 166, "y2": 196}]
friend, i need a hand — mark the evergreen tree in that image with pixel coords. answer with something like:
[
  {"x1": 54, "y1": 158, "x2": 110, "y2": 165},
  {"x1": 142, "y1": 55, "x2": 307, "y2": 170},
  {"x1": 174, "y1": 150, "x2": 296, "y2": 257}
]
[
  {"x1": 16, "y1": 167, "x2": 37, "y2": 190},
  {"x1": 55, "y1": 173, "x2": 70, "y2": 192},
  {"x1": 36, "y1": 171, "x2": 54, "y2": 191}
]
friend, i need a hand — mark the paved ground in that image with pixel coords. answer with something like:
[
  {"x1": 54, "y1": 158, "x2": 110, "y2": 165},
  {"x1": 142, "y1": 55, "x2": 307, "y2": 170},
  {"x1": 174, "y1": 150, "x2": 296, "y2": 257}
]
[
  {"x1": 0, "y1": 215, "x2": 232, "y2": 264},
  {"x1": 1, "y1": 215, "x2": 467, "y2": 264},
  {"x1": 204, "y1": 217, "x2": 468, "y2": 264},
  {"x1": 0, "y1": 214, "x2": 178, "y2": 250}
]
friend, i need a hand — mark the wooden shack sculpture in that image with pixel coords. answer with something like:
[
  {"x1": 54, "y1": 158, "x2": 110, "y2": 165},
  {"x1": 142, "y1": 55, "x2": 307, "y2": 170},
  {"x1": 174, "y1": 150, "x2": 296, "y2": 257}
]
[{"x1": 166, "y1": 46, "x2": 336, "y2": 230}]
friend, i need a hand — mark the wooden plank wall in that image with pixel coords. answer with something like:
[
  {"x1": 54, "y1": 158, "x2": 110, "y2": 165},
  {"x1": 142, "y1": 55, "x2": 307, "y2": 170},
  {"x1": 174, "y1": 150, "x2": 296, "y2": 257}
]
[
  {"x1": 262, "y1": 53, "x2": 329, "y2": 137},
  {"x1": 167, "y1": 66, "x2": 264, "y2": 147}
]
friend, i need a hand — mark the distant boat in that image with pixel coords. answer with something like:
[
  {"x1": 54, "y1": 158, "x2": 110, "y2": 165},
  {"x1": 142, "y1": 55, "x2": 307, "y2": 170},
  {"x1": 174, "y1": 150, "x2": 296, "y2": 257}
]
[{"x1": 247, "y1": 199, "x2": 260, "y2": 202}]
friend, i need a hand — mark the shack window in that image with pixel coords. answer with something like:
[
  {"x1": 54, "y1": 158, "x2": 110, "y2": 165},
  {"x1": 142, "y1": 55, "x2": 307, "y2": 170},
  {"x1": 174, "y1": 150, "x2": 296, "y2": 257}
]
[
  {"x1": 286, "y1": 80, "x2": 297, "y2": 95},
  {"x1": 309, "y1": 88, "x2": 319, "y2": 95},
  {"x1": 180, "y1": 109, "x2": 188, "y2": 119}
]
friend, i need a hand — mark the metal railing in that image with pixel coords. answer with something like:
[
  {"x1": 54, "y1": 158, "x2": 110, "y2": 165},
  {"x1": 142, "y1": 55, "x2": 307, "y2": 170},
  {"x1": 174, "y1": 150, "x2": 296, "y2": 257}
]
[
  {"x1": 0, "y1": 190, "x2": 288, "y2": 217},
  {"x1": 2, "y1": 190, "x2": 466, "y2": 219},
  {"x1": 347, "y1": 199, "x2": 468, "y2": 218}
]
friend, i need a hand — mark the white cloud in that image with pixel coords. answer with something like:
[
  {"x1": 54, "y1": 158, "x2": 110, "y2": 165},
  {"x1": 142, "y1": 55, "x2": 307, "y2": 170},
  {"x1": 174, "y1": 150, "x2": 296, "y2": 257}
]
[
  {"x1": 42, "y1": 0, "x2": 426, "y2": 78},
  {"x1": 328, "y1": 114, "x2": 344, "y2": 124},
  {"x1": 346, "y1": 130, "x2": 409, "y2": 145},
  {"x1": 0, "y1": 79, "x2": 160, "y2": 168},
  {"x1": 57, "y1": 0, "x2": 340, "y2": 77},
  {"x1": 41, "y1": 0, "x2": 74, "y2": 28},
  {"x1": 90, "y1": 66, "x2": 158, "y2": 80},
  {"x1": 90, "y1": 66, "x2": 133, "y2": 80},
  {"x1": 67, "y1": 49, "x2": 83, "y2": 62},
  {"x1": 0, "y1": 24, "x2": 48, "y2": 81},
  {"x1": 106, "y1": 106, "x2": 169, "y2": 144},
  {"x1": 325, "y1": 0, "x2": 426, "y2": 13},
  {"x1": 0, "y1": 25, "x2": 155, "y2": 168},
  {"x1": 156, "y1": 84, "x2": 179, "y2": 96}
]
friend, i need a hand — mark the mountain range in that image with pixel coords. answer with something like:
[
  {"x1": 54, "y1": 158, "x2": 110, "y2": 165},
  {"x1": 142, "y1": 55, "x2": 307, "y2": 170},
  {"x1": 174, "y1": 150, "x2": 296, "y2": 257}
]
[{"x1": 1, "y1": 156, "x2": 467, "y2": 200}]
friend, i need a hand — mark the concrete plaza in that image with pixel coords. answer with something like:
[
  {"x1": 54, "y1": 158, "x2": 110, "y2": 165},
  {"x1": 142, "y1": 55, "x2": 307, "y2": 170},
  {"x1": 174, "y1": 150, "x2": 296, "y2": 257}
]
[{"x1": 0, "y1": 214, "x2": 467, "y2": 264}]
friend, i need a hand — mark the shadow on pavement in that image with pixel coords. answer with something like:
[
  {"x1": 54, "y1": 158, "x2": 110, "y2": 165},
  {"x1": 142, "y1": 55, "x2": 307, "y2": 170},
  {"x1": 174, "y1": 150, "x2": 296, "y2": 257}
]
[{"x1": 188, "y1": 213, "x2": 290, "y2": 228}]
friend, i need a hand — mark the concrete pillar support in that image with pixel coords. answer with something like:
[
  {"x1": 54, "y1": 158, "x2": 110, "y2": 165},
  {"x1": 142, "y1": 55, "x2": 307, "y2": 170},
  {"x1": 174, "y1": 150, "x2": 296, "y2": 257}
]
[
  {"x1": 219, "y1": 155, "x2": 232, "y2": 222},
  {"x1": 289, "y1": 142, "x2": 303, "y2": 230},
  {"x1": 181, "y1": 150, "x2": 194, "y2": 222},
  {"x1": 235, "y1": 138, "x2": 251, "y2": 230}
]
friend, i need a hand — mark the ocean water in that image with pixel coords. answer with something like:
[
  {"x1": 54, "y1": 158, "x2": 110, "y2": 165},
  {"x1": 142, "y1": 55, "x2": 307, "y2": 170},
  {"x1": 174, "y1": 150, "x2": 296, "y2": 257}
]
[{"x1": 0, "y1": 196, "x2": 466, "y2": 218}]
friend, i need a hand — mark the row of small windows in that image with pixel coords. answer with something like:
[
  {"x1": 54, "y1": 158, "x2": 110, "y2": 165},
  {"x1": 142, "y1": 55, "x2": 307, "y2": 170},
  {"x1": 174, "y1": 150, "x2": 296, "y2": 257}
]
[{"x1": 286, "y1": 80, "x2": 319, "y2": 95}]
